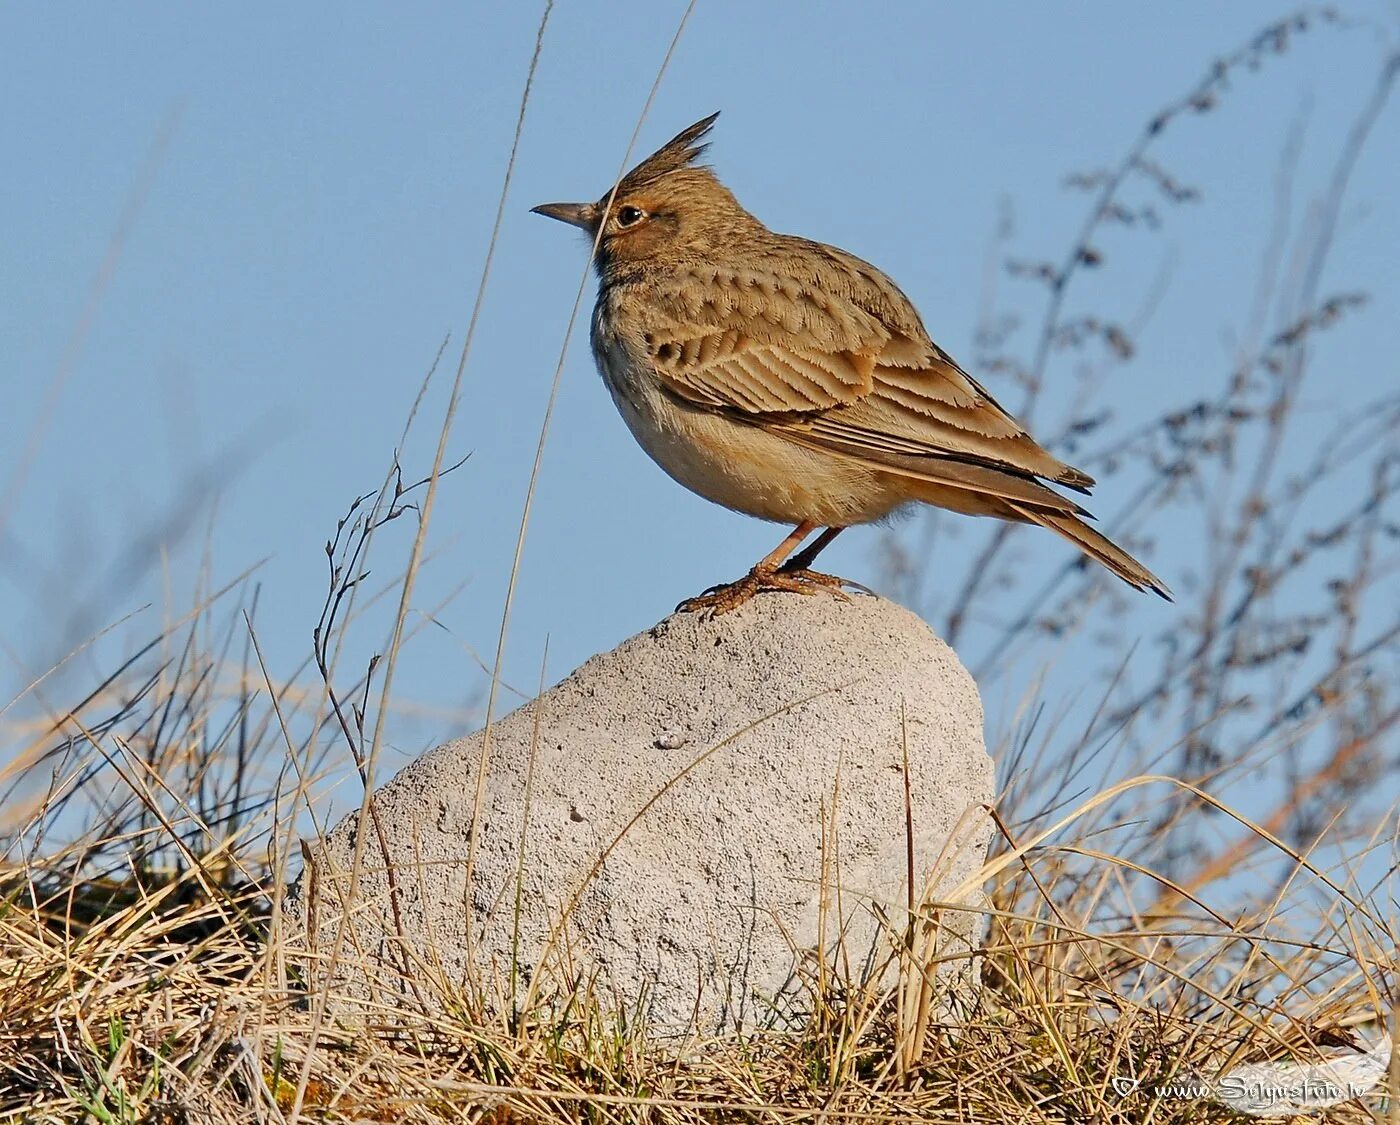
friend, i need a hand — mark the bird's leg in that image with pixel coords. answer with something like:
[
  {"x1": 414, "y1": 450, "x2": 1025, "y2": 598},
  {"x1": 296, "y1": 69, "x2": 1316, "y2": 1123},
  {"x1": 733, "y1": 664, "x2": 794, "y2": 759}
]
[
  {"x1": 677, "y1": 522, "x2": 853, "y2": 616},
  {"x1": 756, "y1": 520, "x2": 819, "y2": 570},
  {"x1": 779, "y1": 526, "x2": 846, "y2": 584}
]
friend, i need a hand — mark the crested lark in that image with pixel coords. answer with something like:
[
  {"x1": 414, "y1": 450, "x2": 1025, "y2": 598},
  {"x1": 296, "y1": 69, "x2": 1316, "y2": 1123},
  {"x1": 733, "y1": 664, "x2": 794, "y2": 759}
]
[{"x1": 533, "y1": 113, "x2": 1169, "y2": 614}]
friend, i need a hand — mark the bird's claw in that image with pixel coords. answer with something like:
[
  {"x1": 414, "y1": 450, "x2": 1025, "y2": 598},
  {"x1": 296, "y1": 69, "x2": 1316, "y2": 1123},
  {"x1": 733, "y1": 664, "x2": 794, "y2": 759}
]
[{"x1": 676, "y1": 566, "x2": 854, "y2": 617}]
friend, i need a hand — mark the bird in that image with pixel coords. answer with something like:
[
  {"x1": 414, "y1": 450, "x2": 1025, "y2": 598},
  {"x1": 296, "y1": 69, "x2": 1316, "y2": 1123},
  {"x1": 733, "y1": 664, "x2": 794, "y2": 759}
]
[{"x1": 532, "y1": 113, "x2": 1169, "y2": 614}]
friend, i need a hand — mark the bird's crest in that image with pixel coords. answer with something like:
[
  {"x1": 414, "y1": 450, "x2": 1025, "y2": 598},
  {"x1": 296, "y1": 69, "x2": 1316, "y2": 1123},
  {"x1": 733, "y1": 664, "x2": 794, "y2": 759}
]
[{"x1": 616, "y1": 112, "x2": 720, "y2": 195}]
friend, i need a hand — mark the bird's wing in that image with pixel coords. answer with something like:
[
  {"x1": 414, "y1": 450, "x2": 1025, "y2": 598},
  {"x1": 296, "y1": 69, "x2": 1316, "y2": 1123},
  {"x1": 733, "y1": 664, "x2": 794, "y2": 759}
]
[
  {"x1": 641, "y1": 250, "x2": 1093, "y2": 494},
  {"x1": 639, "y1": 267, "x2": 884, "y2": 412}
]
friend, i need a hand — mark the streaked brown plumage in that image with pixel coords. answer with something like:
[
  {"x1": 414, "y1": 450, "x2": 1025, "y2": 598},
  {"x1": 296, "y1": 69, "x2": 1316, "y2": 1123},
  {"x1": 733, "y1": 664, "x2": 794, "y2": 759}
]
[{"x1": 533, "y1": 113, "x2": 1169, "y2": 612}]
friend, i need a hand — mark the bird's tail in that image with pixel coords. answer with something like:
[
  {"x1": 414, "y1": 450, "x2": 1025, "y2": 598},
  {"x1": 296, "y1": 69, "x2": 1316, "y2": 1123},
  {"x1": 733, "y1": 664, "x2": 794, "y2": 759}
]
[
  {"x1": 1005, "y1": 502, "x2": 1172, "y2": 600},
  {"x1": 796, "y1": 437, "x2": 1173, "y2": 600}
]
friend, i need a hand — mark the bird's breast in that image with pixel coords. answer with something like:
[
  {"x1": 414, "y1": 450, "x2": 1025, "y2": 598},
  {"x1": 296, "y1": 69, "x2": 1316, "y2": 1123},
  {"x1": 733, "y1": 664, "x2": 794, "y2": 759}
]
[{"x1": 588, "y1": 301, "x2": 901, "y2": 526}]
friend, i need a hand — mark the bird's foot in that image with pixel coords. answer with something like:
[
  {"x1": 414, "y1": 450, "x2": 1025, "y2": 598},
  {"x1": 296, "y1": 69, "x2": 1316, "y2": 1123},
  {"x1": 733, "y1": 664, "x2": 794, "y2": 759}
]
[{"x1": 676, "y1": 565, "x2": 853, "y2": 617}]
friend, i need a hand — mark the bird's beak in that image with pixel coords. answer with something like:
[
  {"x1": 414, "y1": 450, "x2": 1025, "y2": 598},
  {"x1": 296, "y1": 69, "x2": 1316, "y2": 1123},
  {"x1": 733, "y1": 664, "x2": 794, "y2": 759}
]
[{"x1": 530, "y1": 201, "x2": 598, "y2": 231}]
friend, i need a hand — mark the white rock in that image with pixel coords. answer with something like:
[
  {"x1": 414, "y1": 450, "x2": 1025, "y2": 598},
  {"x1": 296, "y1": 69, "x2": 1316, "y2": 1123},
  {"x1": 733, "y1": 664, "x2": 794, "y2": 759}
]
[{"x1": 288, "y1": 592, "x2": 994, "y2": 1032}]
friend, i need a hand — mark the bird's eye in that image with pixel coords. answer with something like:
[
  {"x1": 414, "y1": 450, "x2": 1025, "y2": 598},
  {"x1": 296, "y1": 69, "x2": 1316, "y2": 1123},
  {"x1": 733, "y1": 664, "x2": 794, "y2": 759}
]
[{"x1": 616, "y1": 205, "x2": 646, "y2": 227}]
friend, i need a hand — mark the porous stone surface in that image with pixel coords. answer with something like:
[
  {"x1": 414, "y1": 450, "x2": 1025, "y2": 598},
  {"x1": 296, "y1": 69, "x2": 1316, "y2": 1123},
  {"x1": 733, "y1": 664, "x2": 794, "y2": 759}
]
[{"x1": 287, "y1": 593, "x2": 994, "y2": 1032}]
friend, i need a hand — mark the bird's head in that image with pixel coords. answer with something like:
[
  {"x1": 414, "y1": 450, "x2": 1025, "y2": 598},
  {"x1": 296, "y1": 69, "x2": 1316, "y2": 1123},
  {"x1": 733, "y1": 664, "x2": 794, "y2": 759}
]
[{"x1": 532, "y1": 112, "x2": 757, "y2": 274}]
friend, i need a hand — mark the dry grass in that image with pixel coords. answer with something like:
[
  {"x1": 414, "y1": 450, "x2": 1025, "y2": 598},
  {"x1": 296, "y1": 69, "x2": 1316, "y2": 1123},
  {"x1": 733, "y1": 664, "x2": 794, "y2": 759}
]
[{"x1": 0, "y1": 629, "x2": 1393, "y2": 1123}]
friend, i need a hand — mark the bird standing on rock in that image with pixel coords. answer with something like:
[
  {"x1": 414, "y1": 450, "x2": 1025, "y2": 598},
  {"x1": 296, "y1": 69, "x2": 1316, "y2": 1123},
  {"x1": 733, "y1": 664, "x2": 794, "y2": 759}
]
[{"x1": 533, "y1": 113, "x2": 1169, "y2": 614}]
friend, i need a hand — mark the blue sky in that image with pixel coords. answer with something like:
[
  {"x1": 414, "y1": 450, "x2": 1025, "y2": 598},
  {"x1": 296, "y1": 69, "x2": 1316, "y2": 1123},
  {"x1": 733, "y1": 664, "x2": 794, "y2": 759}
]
[{"x1": 3, "y1": 3, "x2": 1397, "y2": 791}]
